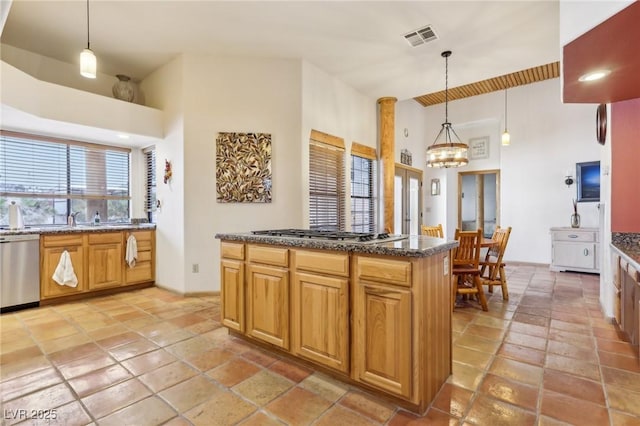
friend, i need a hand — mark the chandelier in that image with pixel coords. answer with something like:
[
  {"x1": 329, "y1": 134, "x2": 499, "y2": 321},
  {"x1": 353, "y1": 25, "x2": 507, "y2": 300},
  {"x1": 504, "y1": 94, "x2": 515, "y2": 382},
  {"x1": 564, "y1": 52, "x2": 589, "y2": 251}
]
[{"x1": 426, "y1": 51, "x2": 468, "y2": 168}]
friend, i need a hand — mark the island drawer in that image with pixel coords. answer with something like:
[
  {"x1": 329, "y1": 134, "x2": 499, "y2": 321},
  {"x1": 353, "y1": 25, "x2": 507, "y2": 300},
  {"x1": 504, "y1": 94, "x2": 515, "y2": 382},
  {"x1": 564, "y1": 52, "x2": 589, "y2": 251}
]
[
  {"x1": 88, "y1": 232, "x2": 122, "y2": 245},
  {"x1": 293, "y1": 249, "x2": 349, "y2": 277},
  {"x1": 221, "y1": 242, "x2": 245, "y2": 260},
  {"x1": 248, "y1": 245, "x2": 288, "y2": 267},
  {"x1": 356, "y1": 256, "x2": 412, "y2": 287},
  {"x1": 42, "y1": 234, "x2": 84, "y2": 247}
]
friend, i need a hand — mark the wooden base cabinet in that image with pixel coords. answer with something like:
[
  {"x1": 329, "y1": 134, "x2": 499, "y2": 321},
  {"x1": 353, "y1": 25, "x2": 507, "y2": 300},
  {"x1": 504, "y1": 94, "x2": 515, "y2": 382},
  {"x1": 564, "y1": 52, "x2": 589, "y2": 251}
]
[
  {"x1": 88, "y1": 233, "x2": 123, "y2": 290},
  {"x1": 125, "y1": 231, "x2": 155, "y2": 284},
  {"x1": 292, "y1": 249, "x2": 350, "y2": 373},
  {"x1": 41, "y1": 235, "x2": 86, "y2": 299}
]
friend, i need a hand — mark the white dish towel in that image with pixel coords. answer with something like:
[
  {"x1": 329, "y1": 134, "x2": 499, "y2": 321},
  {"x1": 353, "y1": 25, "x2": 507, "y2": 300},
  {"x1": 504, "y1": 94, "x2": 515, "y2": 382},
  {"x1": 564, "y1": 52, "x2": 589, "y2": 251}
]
[
  {"x1": 126, "y1": 234, "x2": 138, "y2": 268},
  {"x1": 52, "y1": 250, "x2": 78, "y2": 287}
]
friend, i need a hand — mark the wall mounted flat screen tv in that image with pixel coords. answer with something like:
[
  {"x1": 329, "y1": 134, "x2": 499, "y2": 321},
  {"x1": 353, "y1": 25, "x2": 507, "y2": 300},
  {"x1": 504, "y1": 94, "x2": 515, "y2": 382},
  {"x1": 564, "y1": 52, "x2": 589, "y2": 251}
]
[{"x1": 576, "y1": 161, "x2": 600, "y2": 202}]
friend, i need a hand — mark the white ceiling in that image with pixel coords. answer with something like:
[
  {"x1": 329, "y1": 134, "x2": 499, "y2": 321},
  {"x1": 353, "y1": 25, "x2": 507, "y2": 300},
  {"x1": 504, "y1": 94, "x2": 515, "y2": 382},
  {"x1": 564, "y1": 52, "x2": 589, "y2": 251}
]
[{"x1": 1, "y1": 0, "x2": 561, "y2": 102}]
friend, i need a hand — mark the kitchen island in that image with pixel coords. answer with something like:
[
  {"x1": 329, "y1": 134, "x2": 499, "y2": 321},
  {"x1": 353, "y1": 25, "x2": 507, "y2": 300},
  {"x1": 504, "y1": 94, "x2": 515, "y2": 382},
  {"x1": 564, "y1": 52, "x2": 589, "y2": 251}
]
[{"x1": 215, "y1": 230, "x2": 457, "y2": 414}]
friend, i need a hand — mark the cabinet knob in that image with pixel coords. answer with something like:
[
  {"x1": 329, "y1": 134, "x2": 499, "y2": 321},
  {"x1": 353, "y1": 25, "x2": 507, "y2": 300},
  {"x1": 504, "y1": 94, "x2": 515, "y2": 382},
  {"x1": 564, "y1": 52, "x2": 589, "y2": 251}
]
[
  {"x1": 568, "y1": 235, "x2": 579, "y2": 238},
  {"x1": 584, "y1": 248, "x2": 589, "y2": 256}
]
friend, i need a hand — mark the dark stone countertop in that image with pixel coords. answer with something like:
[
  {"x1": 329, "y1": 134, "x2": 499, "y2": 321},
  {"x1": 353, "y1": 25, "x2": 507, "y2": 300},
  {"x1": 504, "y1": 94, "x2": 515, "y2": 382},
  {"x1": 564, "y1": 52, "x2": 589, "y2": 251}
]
[
  {"x1": 215, "y1": 232, "x2": 458, "y2": 258},
  {"x1": 0, "y1": 223, "x2": 156, "y2": 237},
  {"x1": 612, "y1": 233, "x2": 640, "y2": 271}
]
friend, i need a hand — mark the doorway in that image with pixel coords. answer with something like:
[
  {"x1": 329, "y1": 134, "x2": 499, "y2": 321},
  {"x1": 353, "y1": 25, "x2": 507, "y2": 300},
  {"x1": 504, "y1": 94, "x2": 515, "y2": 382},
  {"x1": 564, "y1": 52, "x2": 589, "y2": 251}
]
[
  {"x1": 394, "y1": 164, "x2": 422, "y2": 235},
  {"x1": 458, "y1": 169, "x2": 500, "y2": 238}
]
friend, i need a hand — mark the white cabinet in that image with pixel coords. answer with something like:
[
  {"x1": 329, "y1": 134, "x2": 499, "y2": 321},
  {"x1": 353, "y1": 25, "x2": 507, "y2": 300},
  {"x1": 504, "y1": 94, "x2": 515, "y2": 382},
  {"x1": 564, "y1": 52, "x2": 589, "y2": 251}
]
[{"x1": 550, "y1": 227, "x2": 599, "y2": 274}]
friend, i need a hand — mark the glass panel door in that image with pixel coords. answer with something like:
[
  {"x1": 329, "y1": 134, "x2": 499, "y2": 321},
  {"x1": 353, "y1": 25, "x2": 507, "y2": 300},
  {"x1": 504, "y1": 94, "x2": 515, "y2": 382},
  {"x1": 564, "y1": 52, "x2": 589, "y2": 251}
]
[
  {"x1": 394, "y1": 165, "x2": 422, "y2": 235},
  {"x1": 458, "y1": 170, "x2": 500, "y2": 238}
]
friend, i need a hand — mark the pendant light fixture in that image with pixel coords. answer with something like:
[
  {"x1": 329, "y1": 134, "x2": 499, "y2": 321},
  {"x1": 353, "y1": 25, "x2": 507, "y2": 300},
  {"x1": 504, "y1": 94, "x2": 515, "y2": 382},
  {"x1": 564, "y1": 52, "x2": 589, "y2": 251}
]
[
  {"x1": 80, "y1": 0, "x2": 96, "y2": 78},
  {"x1": 426, "y1": 51, "x2": 468, "y2": 168},
  {"x1": 501, "y1": 81, "x2": 511, "y2": 146}
]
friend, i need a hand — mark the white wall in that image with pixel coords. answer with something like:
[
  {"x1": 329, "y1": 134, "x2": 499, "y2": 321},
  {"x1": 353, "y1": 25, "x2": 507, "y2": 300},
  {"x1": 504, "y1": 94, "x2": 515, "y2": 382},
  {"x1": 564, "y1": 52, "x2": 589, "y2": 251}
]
[
  {"x1": 398, "y1": 78, "x2": 600, "y2": 264},
  {"x1": 559, "y1": 0, "x2": 633, "y2": 45}
]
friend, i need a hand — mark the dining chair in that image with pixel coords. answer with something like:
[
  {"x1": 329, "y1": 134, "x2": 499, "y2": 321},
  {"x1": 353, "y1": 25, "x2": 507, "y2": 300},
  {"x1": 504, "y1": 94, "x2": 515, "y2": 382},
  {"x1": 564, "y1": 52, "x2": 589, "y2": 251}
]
[
  {"x1": 479, "y1": 226, "x2": 512, "y2": 301},
  {"x1": 421, "y1": 224, "x2": 444, "y2": 238},
  {"x1": 452, "y1": 228, "x2": 488, "y2": 311}
]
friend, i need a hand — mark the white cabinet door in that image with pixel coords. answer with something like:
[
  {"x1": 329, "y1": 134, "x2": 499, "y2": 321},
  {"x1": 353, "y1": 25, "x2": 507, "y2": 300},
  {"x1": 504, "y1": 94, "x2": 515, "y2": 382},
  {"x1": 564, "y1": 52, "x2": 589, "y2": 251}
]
[{"x1": 553, "y1": 241, "x2": 596, "y2": 270}]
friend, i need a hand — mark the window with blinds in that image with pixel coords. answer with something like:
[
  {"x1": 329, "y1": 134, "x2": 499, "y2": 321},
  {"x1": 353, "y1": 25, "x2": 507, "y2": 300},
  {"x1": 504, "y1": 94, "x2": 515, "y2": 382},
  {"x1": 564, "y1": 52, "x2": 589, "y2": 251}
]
[
  {"x1": 350, "y1": 142, "x2": 377, "y2": 232},
  {"x1": 0, "y1": 131, "x2": 130, "y2": 225},
  {"x1": 143, "y1": 146, "x2": 156, "y2": 223},
  {"x1": 309, "y1": 131, "x2": 345, "y2": 231}
]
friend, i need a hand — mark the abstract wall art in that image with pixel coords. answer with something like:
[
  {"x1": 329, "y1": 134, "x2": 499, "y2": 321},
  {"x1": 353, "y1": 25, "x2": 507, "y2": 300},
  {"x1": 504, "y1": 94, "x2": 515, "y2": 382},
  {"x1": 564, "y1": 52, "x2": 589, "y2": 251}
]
[{"x1": 216, "y1": 132, "x2": 272, "y2": 203}]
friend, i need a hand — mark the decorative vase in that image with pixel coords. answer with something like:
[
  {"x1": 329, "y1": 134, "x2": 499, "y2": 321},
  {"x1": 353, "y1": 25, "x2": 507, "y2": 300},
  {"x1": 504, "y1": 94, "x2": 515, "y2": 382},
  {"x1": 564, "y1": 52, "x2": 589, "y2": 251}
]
[
  {"x1": 112, "y1": 74, "x2": 135, "y2": 102},
  {"x1": 571, "y1": 213, "x2": 581, "y2": 228}
]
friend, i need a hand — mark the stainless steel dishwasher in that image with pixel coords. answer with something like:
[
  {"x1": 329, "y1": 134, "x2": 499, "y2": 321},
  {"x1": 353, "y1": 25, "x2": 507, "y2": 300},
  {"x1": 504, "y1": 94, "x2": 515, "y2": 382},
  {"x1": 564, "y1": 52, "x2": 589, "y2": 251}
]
[{"x1": 1, "y1": 233, "x2": 40, "y2": 313}]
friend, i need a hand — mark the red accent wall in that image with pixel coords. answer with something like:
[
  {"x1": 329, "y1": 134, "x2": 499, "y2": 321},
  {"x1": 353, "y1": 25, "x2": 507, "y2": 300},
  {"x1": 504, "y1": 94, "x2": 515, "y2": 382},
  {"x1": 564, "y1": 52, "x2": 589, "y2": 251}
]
[{"x1": 611, "y1": 97, "x2": 640, "y2": 232}]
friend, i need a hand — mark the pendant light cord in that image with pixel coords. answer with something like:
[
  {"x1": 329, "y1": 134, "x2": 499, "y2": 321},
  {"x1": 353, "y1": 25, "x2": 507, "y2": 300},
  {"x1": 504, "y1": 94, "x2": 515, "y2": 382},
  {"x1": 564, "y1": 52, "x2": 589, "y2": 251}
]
[
  {"x1": 504, "y1": 79, "x2": 508, "y2": 131},
  {"x1": 86, "y1": 0, "x2": 91, "y2": 49},
  {"x1": 444, "y1": 54, "x2": 449, "y2": 123}
]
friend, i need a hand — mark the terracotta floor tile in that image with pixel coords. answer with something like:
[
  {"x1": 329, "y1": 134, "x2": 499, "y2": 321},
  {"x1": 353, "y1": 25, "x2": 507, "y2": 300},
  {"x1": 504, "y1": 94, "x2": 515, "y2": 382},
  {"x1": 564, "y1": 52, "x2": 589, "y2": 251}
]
[
  {"x1": 471, "y1": 316, "x2": 510, "y2": 330},
  {"x1": 37, "y1": 333, "x2": 91, "y2": 355},
  {"x1": 239, "y1": 410, "x2": 285, "y2": 426},
  {"x1": 268, "y1": 359, "x2": 313, "y2": 383},
  {"x1": 165, "y1": 336, "x2": 218, "y2": 358},
  {"x1": 108, "y1": 338, "x2": 159, "y2": 361},
  {"x1": 597, "y1": 338, "x2": 638, "y2": 357},
  {"x1": 387, "y1": 408, "x2": 459, "y2": 425},
  {"x1": 0, "y1": 355, "x2": 51, "y2": 382},
  {"x1": 233, "y1": 370, "x2": 293, "y2": 406},
  {"x1": 159, "y1": 375, "x2": 220, "y2": 412},
  {"x1": 540, "y1": 389, "x2": 609, "y2": 425},
  {"x1": 68, "y1": 363, "x2": 132, "y2": 397},
  {"x1": 607, "y1": 385, "x2": 640, "y2": 418},
  {"x1": 184, "y1": 388, "x2": 256, "y2": 425},
  {"x1": 449, "y1": 362, "x2": 485, "y2": 391},
  {"x1": 0, "y1": 367, "x2": 62, "y2": 402},
  {"x1": 96, "y1": 331, "x2": 143, "y2": 349},
  {"x1": 120, "y1": 348, "x2": 177, "y2": 376},
  {"x1": 315, "y1": 405, "x2": 378, "y2": 426},
  {"x1": 516, "y1": 306, "x2": 551, "y2": 317},
  {"x1": 86, "y1": 324, "x2": 130, "y2": 341},
  {"x1": 168, "y1": 313, "x2": 208, "y2": 328},
  {"x1": 57, "y1": 351, "x2": 116, "y2": 380},
  {"x1": 464, "y1": 324, "x2": 507, "y2": 341},
  {"x1": 207, "y1": 358, "x2": 261, "y2": 387},
  {"x1": 545, "y1": 353, "x2": 601, "y2": 381},
  {"x1": 543, "y1": 369, "x2": 605, "y2": 405},
  {"x1": 139, "y1": 361, "x2": 198, "y2": 392},
  {"x1": 513, "y1": 312, "x2": 550, "y2": 328},
  {"x1": 551, "y1": 310, "x2": 590, "y2": 325},
  {"x1": 299, "y1": 372, "x2": 349, "y2": 402},
  {"x1": 549, "y1": 319, "x2": 591, "y2": 335},
  {"x1": 184, "y1": 347, "x2": 235, "y2": 371},
  {"x1": 454, "y1": 333, "x2": 502, "y2": 354},
  {"x1": 81, "y1": 378, "x2": 151, "y2": 419},
  {"x1": 466, "y1": 394, "x2": 536, "y2": 426},
  {"x1": 147, "y1": 329, "x2": 195, "y2": 347},
  {"x1": 266, "y1": 387, "x2": 332, "y2": 424},
  {"x1": 431, "y1": 383, "x2": 474, "y2": 418},
  {"x1": 548, "y1": 329, "x2": 595, "y2": 350},
  {"x1": 489, "y1": 357, "x2": 543, "y2": 387},
  {"x1": 241, "y1": 348, "x2": 280, "y2": 367},
  {"x1": 497, "y1": 342, "x2": 545, "y2": 366},
  {"x1": 452, "y1": 345, "x2": 494, "y2": 370},
  {"x1": 547, "y1": 340, "x2": 599, "y2": 363},
  {"x1": 609, "y1": 410, "x2": 640, "y2": 426},
  {"x1": 339, "y1": 390, "x2": 395, "y2": 423},
  {"x1": 598, "y1": 350, "x2": 640, "y2": 373},
  {"x1": 184, "y1": 319, "x2": 222, "y2": 335},
  {"x1": 99, "y1": 395, "x2": 177, "y2": 425},
  {"x1": 504, "y1": 330, "x2": 548, "y2": 351},
  {"x1": 592, "y1": 326, "x2": 626, "y2": 341},
  {"x1": 479, "y1": 373, "x2": 539, "y2": 411},
  {"x1": 508, "y1": 321, "x2": 549, "y2": 338},
  {"x1": 602, "y1": 367, "x2": 640, "y2": 393},
  {"x1": 0, "y1": 345, "x2": 43, "y2": 365},
  {"x1": 1, "y1": 383, "x2": 75, "y2": 419}
]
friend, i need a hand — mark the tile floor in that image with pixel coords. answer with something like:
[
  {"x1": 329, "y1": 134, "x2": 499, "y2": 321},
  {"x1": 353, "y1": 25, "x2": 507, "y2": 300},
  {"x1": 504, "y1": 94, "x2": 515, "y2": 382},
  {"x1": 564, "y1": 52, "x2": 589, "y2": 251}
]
[{"x1": 1, "y1": 264, "x2": 640, "y2": 425}]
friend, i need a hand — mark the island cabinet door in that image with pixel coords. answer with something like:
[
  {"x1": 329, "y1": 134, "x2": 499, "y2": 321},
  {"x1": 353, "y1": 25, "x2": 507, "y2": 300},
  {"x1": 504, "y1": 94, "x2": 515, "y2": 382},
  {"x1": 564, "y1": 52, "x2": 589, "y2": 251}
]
[
  {"x1": 353, "y1": 281, "x2": 412, "y2": 399},
  {"x1": 246, "y1": 264, "x2": 289, "y2": 349},
  {"x1": 291, "y1": 272, "x2": 349, "y2": 373},
  {"x1": 220, "y1": 259, "x2": 245, "y2": 332},
  {"x1": 87, "y1": 233, "x2": 124, "y2": 290}
]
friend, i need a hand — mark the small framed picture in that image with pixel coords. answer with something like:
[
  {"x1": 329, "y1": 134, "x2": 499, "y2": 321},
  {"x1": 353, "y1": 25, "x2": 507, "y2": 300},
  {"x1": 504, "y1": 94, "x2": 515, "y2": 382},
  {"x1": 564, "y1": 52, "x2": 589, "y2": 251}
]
[
  {"x1": 430, "y1": 178, "x2": 440, "y2": 196},
  {"x1": 576, "y1": 161, "x2": 600, "y2": 202},
  {"x1": 469, "y1": 137, "x2": 490, "y2": 160}
]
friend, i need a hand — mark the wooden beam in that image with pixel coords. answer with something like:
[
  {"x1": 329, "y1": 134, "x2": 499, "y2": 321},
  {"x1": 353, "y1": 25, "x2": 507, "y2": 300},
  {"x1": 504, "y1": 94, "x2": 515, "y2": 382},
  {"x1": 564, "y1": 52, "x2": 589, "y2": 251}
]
[{"x1": 378, "y1": 97, "x2": 397, "y2": 233}]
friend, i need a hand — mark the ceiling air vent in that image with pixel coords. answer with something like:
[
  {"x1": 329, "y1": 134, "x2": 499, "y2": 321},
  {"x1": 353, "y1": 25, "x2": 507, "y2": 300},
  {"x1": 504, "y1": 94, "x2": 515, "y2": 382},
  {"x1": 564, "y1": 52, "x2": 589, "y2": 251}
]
[{"x1": 404, "y1": 25, "x2": 438, "y2": 47}]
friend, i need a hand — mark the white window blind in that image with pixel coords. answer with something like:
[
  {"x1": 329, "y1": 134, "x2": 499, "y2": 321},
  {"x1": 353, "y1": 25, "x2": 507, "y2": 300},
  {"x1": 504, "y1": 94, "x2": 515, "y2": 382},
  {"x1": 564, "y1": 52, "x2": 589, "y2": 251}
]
[
  {"x1": 351, "y1": 143, "x2": 377, "y2": 233},
  {"x1": 143, "y1": 146, "x2": 156, "y2": 223},
  {"x1": 309, "y1": 131, "x2": 345, "y2": 231},
  {"x1": 0, "y1": 131, "x2": 130, "y2": 224}
]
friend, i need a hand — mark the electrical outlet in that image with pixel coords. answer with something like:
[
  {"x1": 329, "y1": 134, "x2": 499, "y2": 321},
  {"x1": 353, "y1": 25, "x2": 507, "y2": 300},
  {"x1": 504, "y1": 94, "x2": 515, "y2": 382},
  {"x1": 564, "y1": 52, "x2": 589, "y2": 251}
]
[{"x1": 192, "y1": 264, "x2": 199, "y2": 273}]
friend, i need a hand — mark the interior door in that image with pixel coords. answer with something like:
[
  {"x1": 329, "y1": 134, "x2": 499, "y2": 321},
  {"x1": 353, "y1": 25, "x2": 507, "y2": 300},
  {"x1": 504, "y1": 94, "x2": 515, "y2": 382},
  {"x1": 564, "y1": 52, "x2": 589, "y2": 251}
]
[
  {"x1": 458, "y1": 170, "x2": 500, "y2": 238},
  {"x1": 394, "y1": 164, "x2": 422, "y2": 235}
]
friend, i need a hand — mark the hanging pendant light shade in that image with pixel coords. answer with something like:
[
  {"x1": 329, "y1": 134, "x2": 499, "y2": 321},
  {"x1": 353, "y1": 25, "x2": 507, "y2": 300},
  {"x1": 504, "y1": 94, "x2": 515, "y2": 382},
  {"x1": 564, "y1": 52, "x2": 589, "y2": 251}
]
[
  {"x1": 502, "y1": 84, "x2": 510, "y2": 146},
  {"x1": 426, "y1": 51, "x2": 468, "y2": 168},
  {"x1": 80, "y1": 0, "x2": 96, "y2": 78}
]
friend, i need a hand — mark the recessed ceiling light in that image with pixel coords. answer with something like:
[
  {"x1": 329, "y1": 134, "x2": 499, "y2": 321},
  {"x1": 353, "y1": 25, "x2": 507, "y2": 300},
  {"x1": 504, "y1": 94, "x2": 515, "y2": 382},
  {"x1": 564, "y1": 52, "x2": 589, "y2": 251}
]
[
  {"x1": 578, "y1": 69, "x2": 611, "y2": 82},
  {"x1": 117, "y1": 133, "x2": 130, "y2": 139}
]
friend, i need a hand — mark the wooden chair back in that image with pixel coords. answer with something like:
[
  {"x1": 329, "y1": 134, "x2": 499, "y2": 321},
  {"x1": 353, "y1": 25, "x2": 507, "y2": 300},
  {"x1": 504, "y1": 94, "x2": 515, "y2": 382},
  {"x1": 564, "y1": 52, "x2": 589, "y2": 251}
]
[
  {"x1": 453, "y1": 228, "x2": 483, "y2": 268},
  {"x1": 483, "y1": 226, "x2": 512, "y2": 279},
  {"x1": 421, "y1": 224, "x2": 444, "y2": 238}
]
